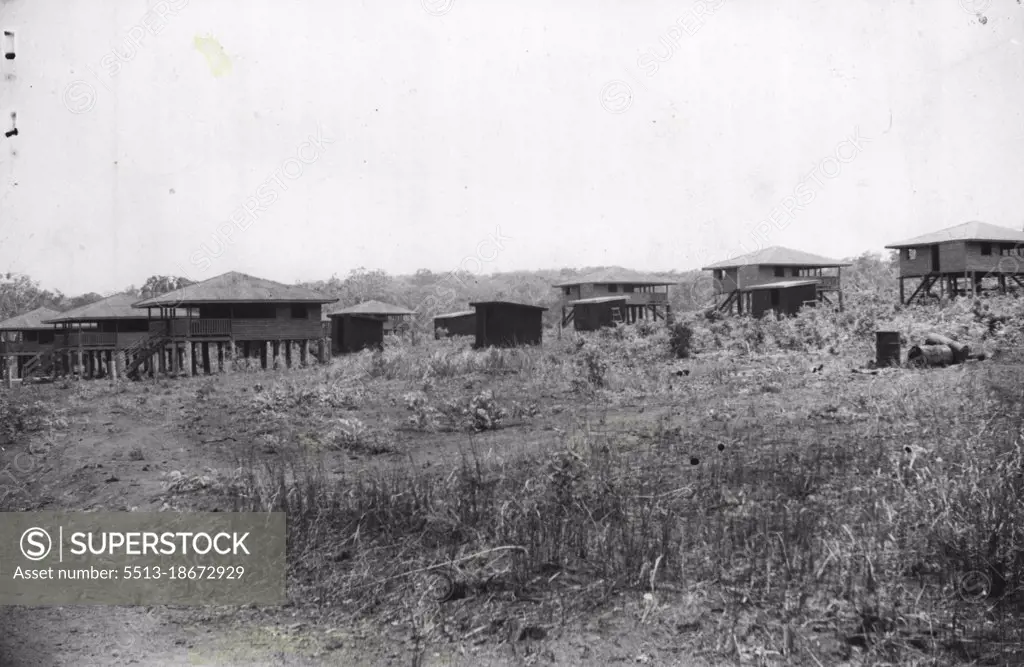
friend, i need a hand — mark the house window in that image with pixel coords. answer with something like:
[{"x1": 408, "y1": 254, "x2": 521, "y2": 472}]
[
  {"x1": 713, "y1": 270, "x2": 723, "y2": 280},
  {"x1": 773, "y1": 267, "x2": 785, "y2": 277},
  {"x1": 291, "y1": 305, "x2": 308, "y2": 319},
  {"x1": 563, "y1": 287, "x2": 571, "y2": 295},
  {"x1": 623, "y1": 285, "x2": 635, "y2": 292},
  {"x1": 906, "y1": 248, "x2": 917, "y2": 260},
  {"x1": 980, "y1": 243, "x2": 992, "y2": 256},
  {"x1": 608, "y1": 284, "x2": 618, "y2": 293},
  {"x1": 791, "y1": 268, "x2": 800, "y2": 277}
]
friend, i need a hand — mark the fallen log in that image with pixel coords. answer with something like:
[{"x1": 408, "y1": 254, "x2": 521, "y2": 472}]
[
  {"x1": 907, "y1": 344, "x2": 954, "y2": 368},
  {"x1": 923, "y1": 333, "x2": 970, "y2": 363}
]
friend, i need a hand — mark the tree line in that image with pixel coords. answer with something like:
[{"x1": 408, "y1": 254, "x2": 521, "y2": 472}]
[{"x1": 0, "y1": 251, "x2": 899, "y2": 326}]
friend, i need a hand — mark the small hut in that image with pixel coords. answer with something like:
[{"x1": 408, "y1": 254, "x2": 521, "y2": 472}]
[
  {"x1": 469, "y1": 301, "x2": 547, "y2": 348},
  {"x1": 566, "y1": 296, "x2": 628, "y2": 331},
  {"x1": 327, "y1": 312, "x2": 385, "y2": 354},
  {"x1": 323, "y1": 300, "x2": 413, "y2": 335},
  {"x1": 433, "y1": 310, "x2": 476, "y2": 339},
  {"x1": 737, "y1": 280, "x2": 819, "y2": 318}
]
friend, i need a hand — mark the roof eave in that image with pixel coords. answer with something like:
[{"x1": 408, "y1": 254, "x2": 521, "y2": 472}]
[{"x1": 132, "y1": 297, "x2": 338, "y2": 308}]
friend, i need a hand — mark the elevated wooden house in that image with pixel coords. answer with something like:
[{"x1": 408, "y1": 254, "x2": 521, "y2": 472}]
[
  {"x1": 470, "y1": 301, "x2": 547, "y2": 348},
  {"x1": 324, "y1": 300, "x2": 413, "y2": 335},
  {"x1": 702, "y1": 246, "x2": 850, "y2": 316},
  {"x1": 41, "y1": 293, "x2": 187, "y2": 379},
  {"x1": 0, "y1": 307, "x2": 60, "y2": 381},
  {"x1": 131, "y1": 272, "x2": 337, "y2": 376},
  {"x1": 433, "y1": 310, "x2": 476, "y2": 338},
  {"x1": 555, "y1": 269, "x2": 674, "y2": 330},
  {"x1": 884, "y1": 221, "x2": 1024, "y2": 305}
]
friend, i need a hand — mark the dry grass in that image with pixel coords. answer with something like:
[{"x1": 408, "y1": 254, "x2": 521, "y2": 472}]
[{"x1": 3, "y1": 296, "x2": 1023, "y2": 664}]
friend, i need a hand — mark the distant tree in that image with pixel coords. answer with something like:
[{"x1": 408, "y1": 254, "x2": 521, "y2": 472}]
[
  {"x1": 65, "y1": 292, "x2": 105, "y2": 309},
  {"x1": 411, "y1": 269, "x2": 436, "y2": 286},
  {"x1": 139, "y1": 275, "x2": 196, "y2": 299},
  {"x1": 0, "y1": 273, "x2": 63, "y2": 320},
  {"x1": 336, "y1": 268, "x2": 395, "y2": 306}
]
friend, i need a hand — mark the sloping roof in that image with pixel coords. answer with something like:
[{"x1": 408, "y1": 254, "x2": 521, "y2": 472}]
[
  {"x1": 0, "y1": 307, "x2": 62, "y2": 330},
  {"x1": 554, "y1": 268, "x2": 676, "y2": 287},
  {"x1": 568, "y1": 296, "x2": 629, "y2": 305},
  {"x1": 43, "y1": 293, "x2": 163, "y2": 323},
  {"x1": 884, "y1": 221, "x2": 1024, "y2": 248},
  {"x1": 702, "y1": 246, "x2": 851, "y2": 270},
  {"x1": 132, "y1": 272, "x2": 338, "y2": 307},
  {"x1": 470, "y1": 300, "x2": 549, "y2": 311},
  {"x1": 325, "y1": 300, "x2": 413, "y2": 318},
  {"x1": 434, "y1": 310, "x2": 475, "y2": 320},
  {"x1": 740, "y1": 279, "x2": 819, "y2": 292}
]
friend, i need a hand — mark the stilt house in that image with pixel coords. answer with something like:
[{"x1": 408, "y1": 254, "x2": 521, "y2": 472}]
[
  {"x1": 555, "y1": 269, "x2": 674, "y2": 330},
  {"x1": 884, "y1": 221, "x2": 1024, "y2": 304},
  {"x1": 0, "y1": 307, "x2": 60, "y2": 381},
  {"x1": 701, "y1": 246, "x2": 850, "y2": 316},
  {"x1": 131, "y1": 272, "x2": 337, "y2": 376}
]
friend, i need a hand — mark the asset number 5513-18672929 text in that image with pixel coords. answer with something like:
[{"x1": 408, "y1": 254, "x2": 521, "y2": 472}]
[{"x1": 122, "y1": 566, "x2": 245, "y2": 580}]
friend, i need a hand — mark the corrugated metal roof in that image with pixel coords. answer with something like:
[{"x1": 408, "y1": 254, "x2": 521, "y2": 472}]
[
  {"x1": 470, "y1": 300, "x2": 549, "y2": 311},
  {"x1": 44, "y1": 293, "x2": 184, "y2": 323},
  {"x1": 554, "y1": 268, "x2": 676, "y2": 287},
  {"x1": 884, "y1": 221, "x2": 1024, "y2": 248},
  {"x1": 568, "y1": 296, "x2": 629, "y2": 305},
  {"x1": 325, "y1": 300, "x2": 413, "y2": 317},
  {"x1": 0, "y1": 307, "x2": 62, "y2": 330},
  {"x1": 434, "y1": 310, "x2": 475, "y2": 319},
  {"x1": 702, "y1": 246, "x2": 851, "y2": 270},
  {"x1": 740, "y1": 279, "x2": 819, "y2": 292},
  {"x1": 132, "y1": 272, "x2": 338, "y2": 307}
]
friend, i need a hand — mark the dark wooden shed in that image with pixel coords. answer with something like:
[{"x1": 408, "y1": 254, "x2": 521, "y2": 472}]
[
  {"x1": 329, "y1": 313, "x2": 385, "y2": 354},
  {"x1": 739, "y1": 280, "x2": 819, "y2": 318},
  {"x1": 434, "y1": 310, "x2": 476, "y2": 338},
  {"x1": 470, "y1": 301, "x2": 548, "y2": 348},
  {"x1": 568, "y1": 296, "x2": 628, "y2": 331},
  {"x1": 323, "y1": 300, "x2": 413, "y2": 334}
]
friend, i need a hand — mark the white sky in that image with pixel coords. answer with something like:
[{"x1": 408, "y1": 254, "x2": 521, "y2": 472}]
[{"x1": 1, "y1": 0, "x2": 1022, "y2": 294}]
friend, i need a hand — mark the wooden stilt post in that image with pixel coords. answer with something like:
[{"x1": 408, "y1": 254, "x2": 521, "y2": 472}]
[
  {"x1": 301, "y1": 340, "x2": 309, "y2": 366},
  {"x1": 183, "y1": 340, "x2": 193, "y2": 377},
  {"x1": 899, "y1": 278, "x2": 905, "y2": 305},
  {"x1": 4, "y1": 355, "x2": 13, "y2": 389},
  {"x1": 76, "y1": 339, "x2": 84, "y2": 377}
]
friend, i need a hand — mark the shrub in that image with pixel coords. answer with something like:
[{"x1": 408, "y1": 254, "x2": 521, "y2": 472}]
[
  {"x1": 667, "y1": 320, "x2": 693, "y2": 358},
  {"x1": 465, "y1": 390, "x2": 506, "y2": 431}
]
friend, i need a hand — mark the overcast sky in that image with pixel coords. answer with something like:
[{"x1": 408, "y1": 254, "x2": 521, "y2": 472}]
[{"x1": 0, "y1": 0, "x2": 1022, "y2": 295}]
